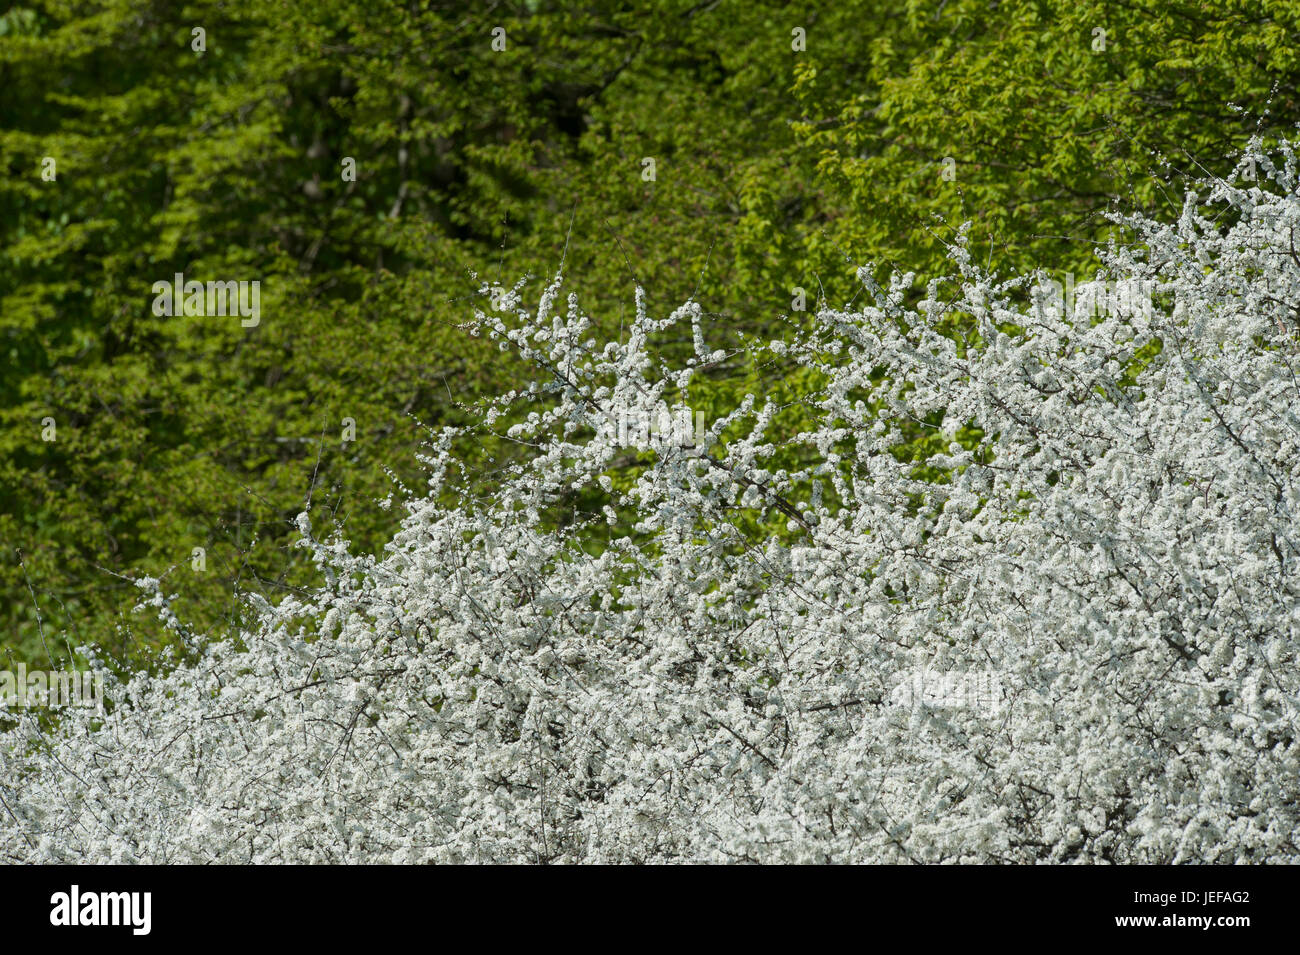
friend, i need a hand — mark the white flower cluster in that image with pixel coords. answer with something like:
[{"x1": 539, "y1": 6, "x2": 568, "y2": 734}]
[{"x1": 3, "y1": 142, "x2": 1298, "y2": 863}]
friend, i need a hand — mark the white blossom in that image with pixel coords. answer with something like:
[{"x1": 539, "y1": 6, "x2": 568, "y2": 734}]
[{"x1": 2, "y1": 141, "x2": 1299, "y2": 863}]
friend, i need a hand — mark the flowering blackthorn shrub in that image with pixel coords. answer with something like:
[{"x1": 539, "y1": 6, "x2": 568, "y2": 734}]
[{"x1": 2, "y1": 142, "x2": 1298, "y2": 863}]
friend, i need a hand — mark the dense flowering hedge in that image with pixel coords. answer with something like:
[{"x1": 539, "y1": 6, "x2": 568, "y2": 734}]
[{"x1": 3, "y1": 144, "x2": 1298, "y2": 863}]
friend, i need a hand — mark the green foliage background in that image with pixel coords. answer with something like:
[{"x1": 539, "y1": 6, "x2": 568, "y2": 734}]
[{"x1": 2, "y1": 0, "x2": 1298, "y2": 669}]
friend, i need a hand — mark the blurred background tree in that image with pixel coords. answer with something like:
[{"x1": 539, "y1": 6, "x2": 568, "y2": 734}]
[{"x1": 2, "y1": 0, "x2": 1298, "y2": 670}]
